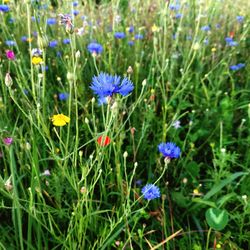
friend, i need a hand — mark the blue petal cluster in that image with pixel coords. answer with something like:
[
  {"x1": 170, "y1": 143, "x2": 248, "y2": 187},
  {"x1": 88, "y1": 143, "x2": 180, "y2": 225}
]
[
  {"x1": 201, "y1": 25, "x2": 211, "y2": 31},
  {"x1": 5, "y1": 40, "x2": 16, "y2": 46},
  {"x1": 114, "y1": 32, "x2": 126, "y2": 39},
  {"x1": 0, "y1": 4, "x2": 10, "y2": 12},
  {"x1": 141, "y1": 184, "x2": 161, "y2": 201},
  {"x1": 134, "y1": 34, "x2": 143, "y2": 40},
  {"x1": 158, "y1": 142, "x2": 181, "y2": 159},
  {"x1": 87, "y1": 42, "x2": 103, "y2": 54},
  {"x1": 49, "y1": 40, "x2": 58, "y2": 48},
  {"x1": 47, "y1": 18, "x2": 56, "y2": 25},
  {"x1": 236, "y1": 16, "x2": 244, "y2": 23},
  {"x1": 63, "y1": 38, "x2": 70, "y2": 44},
  {"x1": 90, "y1": 72, "x2": 134, "y2": 104},
  {"x1": 229, "y1": 63, "x2": 245, "y2": 71},
  {"x1": 225, "y1": 37, "x2": 238, "y2": 46},
  {"x1": 58, "y1": 93, "x2": 69, "y2": 101}
]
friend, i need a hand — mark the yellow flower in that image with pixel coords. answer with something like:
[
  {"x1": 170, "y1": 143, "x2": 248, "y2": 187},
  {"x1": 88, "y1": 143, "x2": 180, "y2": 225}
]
[
  {"x1": 27, "y1": 38, "x2": 33, "y2": 43},
  {"x1": 32, "y1": 57, "x2": 43, "y2": 65},
  {"x1": 216, "y1": 244, "x2": 222, "y2": 249},
  {"x1": 152, "y1": 24, "x2": 160, "y2": 33},
  {"x1": 211, "y1": 48, "x2": 216, "y2": 52},
  {"x1": 193, "y1": 189, "x2": 199, "y2": 195},
  {"x1": 51, "y1": 114, "x2": 70, "y2": 126},
  {"x1": 4, "y1": 0, "x2": 10, "y2": 3}
]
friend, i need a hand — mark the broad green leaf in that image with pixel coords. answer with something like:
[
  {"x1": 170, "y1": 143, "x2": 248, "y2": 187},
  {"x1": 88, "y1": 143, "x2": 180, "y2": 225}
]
[{"x1": 205, "y1": 208, "x2": 229, "y2": 231}]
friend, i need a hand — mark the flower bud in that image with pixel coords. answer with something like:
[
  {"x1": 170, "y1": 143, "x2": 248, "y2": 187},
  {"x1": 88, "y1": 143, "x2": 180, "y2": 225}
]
[
  {"x1": 75, "y1": 50, "x2": 81, "y2": 58},
  {"x1": 5, "y1": 73, "x2": 13, "y2": 87}
]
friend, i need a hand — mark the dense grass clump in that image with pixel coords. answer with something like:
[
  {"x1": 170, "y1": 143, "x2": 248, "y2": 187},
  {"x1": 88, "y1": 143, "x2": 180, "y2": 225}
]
[{"x1": 0, "y1": 0, "x2": 250, "y2": 249}]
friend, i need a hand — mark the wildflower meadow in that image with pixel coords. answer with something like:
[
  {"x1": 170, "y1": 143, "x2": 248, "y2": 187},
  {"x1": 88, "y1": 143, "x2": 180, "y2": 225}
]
[{"x1": 0, "y1": 0, "x2": 250, "y2": 249}]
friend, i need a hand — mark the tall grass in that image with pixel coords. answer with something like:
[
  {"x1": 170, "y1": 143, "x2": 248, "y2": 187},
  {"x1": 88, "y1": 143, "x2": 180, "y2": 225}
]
[{"x1": 0, "y1": 0, "x2": 250, "y2": 249}]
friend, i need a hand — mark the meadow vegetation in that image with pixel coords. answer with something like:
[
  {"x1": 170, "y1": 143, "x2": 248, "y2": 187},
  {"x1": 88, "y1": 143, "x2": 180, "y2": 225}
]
[{"x1": 0, "y1": 0, "x2": 250, "y2": 249}]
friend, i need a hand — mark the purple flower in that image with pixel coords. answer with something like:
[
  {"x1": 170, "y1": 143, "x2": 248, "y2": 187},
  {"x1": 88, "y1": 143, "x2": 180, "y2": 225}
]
[
  {"x1": 3, "y1": 137, "x2": 13, "y2": 146},
  {"x1": 114, "y1": 32, "x2": 126, "y2": 39},
  {"x1": 87, "y1": 42, "x2": 103, "y2": 54},
  {"x1": 158, "y1": 142, "x2": 181, "y2": 159},
  {"x1": 141, "y1": 184, "x2": 161, "y2": 200},
  {"x1": 172, "y1": 120, "x2": 181, "y2": 129}
]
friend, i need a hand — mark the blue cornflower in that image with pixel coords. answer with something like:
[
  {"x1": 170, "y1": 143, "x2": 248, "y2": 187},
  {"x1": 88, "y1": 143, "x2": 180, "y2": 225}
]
[
  {"x1": 175, "y1": 13, "x2": 183, "y2": 19},
  {"x1": 0, "y1": 4, "x2": 10, "y2": 12},
  {"x1": 230, "y1": 65, "x2": 239, "y2": 71},
  {"x1": 47, "y1": 18, "x2": 56, "y2": 25},
  {"x1": 201, "y1": 25, "x2": 210, "y2": 31},
  {"x1": 72, "y1": 10, "x2": 79, "y2": 16},
  {"x1": 31, "y1": 16, "x2": 40, "y2": 22},
  {"x1": 128, "y1": 25, "x2": 134, "y2": 33},
  {"x1": 158, "y1": 142, "x2": 181, "y2": 159},
  {"x1": 63, "y1": 38, "x2": 70, "y2": 44},
  {"x1": 204, "y1": 38, "x2": 209, "y2": 45},
  {"x1": 141, "y1": 184, "x2": 161, "y2": 201},
  {"x1": 236, "y1": 16, "x2": 244, "y2": 23},
  {"x1": 41, "y1": 65, "x2": 48, "y2": 71},
  {"x1": 57, "y1": 51, "x2": 62, "y2": 57},
  {"x1": 114, "y1": 32, "x2": 126, "y2": 39},
  {"x1": 230, "y1": 63, "x2": 245, "y2": 71},
  {"x1": 49, "y1": 40, "x2": 58, "y2": 48},
  {"x1": 87, "y1": 42, "x2": 103, "y2": 54},
  {"x1": 90, "y1": 72, "x2": 134, "y2": 104},
  {"x1": 73, "y1": 1, "x2": 78, "y2": 6},
  {"x1": 128, "y1": 41, "x2": 134, "y2": 46},
  {"x1": 5, "y1": 40, "x2": 16, "y2": 46},
  {"x1": 237, "y1": 63, "x2": 245, "y2": 69},
  {"x1": 228, "y1": 41, "x2": 238, "y2": 46},
  {"x1": 225, "y1": 37, "x2": 233, "y2": 43},
  {"x1": 21, "y1": 36, "x2": 27, "y2": 42},
  {"x1": 215, "y1": 23, "x2": 221, "y2": 29},
  {"x1": 58, "y1": 93, "x2": 69, "y2": 101},
  {"x1": 134, "y1": 34, "x2": 143, "y2": 40},
  {"x1": 169, "y1": 4, "x2": 180, "y2": 11},
  {"x1": 8, "y1": 18, "x2": 15, "y2": 23}
]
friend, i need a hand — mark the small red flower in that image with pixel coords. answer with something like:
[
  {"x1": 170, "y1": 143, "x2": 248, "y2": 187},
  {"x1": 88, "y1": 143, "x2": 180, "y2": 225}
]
[
  {"x1": 97, "y1": 135, "x2": 111, "y2": 146},
  {"x1": 6, "y1": 50, "x2": 15, "y2": 60},
  {"x1": 229, "y1": 31, "x2": 235, "y2": 38}
]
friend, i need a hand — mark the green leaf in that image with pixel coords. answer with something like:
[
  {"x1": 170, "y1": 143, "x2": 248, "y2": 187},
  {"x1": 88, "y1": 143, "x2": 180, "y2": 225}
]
[
  {"x1": 204, "y1": 172, "x2": 247, "y2": 200},
  {"x1": 171, "y1": 192, "x2": 190, "y2": 208},
  {"x1": 192, "y1": 198, "x2": 216, "y2": 208},
  {"x1": 205, "y1": 208, "x2": 229, "y2": 231},
  {"x1": 184, "y1": 161, "x2": 200, "y2": 179}
]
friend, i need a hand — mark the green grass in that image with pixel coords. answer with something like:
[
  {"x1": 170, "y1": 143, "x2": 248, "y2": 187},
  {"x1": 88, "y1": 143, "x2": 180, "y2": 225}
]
[{"x1": 0, "y1": 0, "x2": 250, "y2": 249}]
